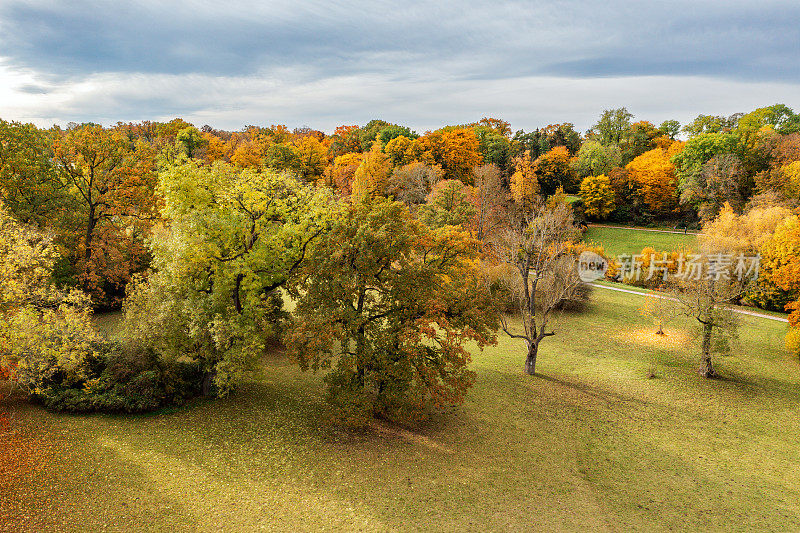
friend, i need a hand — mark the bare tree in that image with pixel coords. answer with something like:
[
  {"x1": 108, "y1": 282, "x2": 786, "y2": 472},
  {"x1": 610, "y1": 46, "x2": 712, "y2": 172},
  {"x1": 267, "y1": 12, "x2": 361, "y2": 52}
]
[
  {"x1": 470, "y1": 164, "x2": 506, "y2": 244},
  {"x1": 492, "y1": 199, "x2": 582, "y2": 375}
]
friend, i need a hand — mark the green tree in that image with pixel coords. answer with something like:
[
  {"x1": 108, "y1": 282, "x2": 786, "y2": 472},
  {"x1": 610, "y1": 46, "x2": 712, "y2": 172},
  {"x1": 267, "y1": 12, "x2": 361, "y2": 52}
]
[
  {"x1": 123, "y1": 162, "x2": 329, "y2": 395},
  {"x1": 176, "y1": 126, "x2": 206, "y2": 158},
  {"x1": 418, "y1": 179, "x2": 477, "y2": 229},
  {"x1": 590, "y1": 107, "x2": 633, "y2": 146}
]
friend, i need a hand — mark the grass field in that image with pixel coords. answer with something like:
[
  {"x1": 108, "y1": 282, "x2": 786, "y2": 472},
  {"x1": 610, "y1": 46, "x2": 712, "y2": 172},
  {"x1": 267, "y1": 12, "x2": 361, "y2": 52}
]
[
  {"x1": 2, "y1": 288, "x2": 799, "y2": 532},
  {"x1": 584, "y1": 225, "x2": 697, "y2": 259}
]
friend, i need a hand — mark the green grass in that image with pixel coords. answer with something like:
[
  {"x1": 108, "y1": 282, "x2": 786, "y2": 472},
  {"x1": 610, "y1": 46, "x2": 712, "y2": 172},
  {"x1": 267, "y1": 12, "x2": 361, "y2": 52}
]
[
  {"x1": 585, "y1": 225, "x2": 697, "y2": 259},
  {"x1": 3, "y1": 289, "x2": 800, "y2": 531}
]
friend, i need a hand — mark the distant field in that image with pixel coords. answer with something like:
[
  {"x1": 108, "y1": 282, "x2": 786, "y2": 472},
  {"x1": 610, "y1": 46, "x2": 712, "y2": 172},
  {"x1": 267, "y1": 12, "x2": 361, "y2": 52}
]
[
  {"x1": 4, "y1": 288, "x2": 799, "y2": 532},
  {"x1": 584, "y1": 225, "x2": 697, "y2": 259}
]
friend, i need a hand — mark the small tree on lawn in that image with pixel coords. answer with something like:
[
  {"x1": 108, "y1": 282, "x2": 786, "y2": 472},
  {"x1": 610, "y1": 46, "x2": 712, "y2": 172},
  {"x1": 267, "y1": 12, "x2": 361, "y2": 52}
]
[
  {"x1": 639, "y1": 287, "x2": 680, "y2": 336},
  {"x1": 492, "y1": 197, "x2": 582, "y2": 375},
  {"x1": 673, "y1": 255, "x2": 752, "y2": 378}
]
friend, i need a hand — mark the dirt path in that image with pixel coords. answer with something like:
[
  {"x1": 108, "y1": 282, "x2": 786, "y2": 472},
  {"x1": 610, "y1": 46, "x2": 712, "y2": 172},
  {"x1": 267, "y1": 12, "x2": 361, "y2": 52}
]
[{"x1": 592, "y1": 283, "x2": 789, "y2": 323}]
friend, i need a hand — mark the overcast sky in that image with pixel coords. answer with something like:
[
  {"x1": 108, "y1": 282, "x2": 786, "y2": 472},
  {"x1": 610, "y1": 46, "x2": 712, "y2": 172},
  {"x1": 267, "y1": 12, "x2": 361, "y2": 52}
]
[{"x1": 1, "y1": 0, "x2": 798, "y2": 133}]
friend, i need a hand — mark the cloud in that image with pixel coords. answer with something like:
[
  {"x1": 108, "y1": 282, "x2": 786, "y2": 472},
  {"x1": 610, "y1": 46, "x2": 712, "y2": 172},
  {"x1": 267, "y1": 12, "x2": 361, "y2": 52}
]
[{"x1": 0, "y1": 0, "x2": 798, "y2": 130}]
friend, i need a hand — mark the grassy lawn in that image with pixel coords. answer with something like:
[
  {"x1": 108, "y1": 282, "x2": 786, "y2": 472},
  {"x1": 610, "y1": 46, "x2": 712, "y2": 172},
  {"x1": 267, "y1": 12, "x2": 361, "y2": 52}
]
[
  {"x1": 585, "y1": 225, "x2": 697, "y2": 259},
  {"x1": 3, "y1": 288, "x2": 799, "y2": 531}
]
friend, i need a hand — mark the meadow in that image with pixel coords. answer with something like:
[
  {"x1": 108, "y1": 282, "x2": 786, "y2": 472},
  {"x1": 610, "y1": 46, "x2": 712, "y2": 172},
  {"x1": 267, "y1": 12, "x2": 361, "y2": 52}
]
[
  {"x1": 584, "y1": 225, "x2": 697, "y2": 258},
  {"x1": 2, "y1": 288, "x2": 798, "y2": 532}
]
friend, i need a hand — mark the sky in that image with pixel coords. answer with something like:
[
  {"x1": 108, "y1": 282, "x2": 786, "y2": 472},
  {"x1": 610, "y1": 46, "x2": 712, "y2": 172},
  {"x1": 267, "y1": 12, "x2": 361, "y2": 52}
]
[{"x1": 0, "y1": 0, "x2": 798, "y2": 134}]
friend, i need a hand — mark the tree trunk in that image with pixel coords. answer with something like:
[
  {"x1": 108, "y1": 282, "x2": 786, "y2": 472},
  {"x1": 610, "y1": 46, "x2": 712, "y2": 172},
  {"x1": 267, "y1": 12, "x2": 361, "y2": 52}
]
[
  {"x1": 699, "y1": 322, "x2": 716, "y2": 378},
  {"x1": 201, "y1": 370, "x2": 217, "y2": 397},
  {"x1": 525, "y1": 341, "x2": 538, "y2": 375},
  {"x1": 83, "y1": 205, "x2": 97, "y2": 291}
]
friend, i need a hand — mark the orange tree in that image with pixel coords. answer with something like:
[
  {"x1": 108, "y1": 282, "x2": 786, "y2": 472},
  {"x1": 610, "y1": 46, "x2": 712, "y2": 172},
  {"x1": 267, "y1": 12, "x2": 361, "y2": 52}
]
[
  {"x1": 52, "y1": 124, "x2": 158, "y2": 305},
  {"x1": 625, "y1": 143, "x2": 683, "y2": 216},
  {"x1": 284, "y1": 197, "x2": 498, "y2": 424}
]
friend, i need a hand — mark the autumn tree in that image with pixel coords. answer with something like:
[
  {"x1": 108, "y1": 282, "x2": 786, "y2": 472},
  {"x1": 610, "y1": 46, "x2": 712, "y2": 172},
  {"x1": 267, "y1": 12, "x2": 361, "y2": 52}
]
[
  {"x1": 533, "y1": 146, "x2": 579, "y2": 195},
  {"x1": 284, "y1": 198, "x2": 497, "y2": 424},
  {"x1": 416, "y1": 128, "x2": 483, "y2": 183},
  {"x1": 351, "y1": 144, "x2": 391, "y2": 198},
  {"x1": 418, "y1": 179, "x2": 476, "y2": 229},
  {"x1": 330, "y1": 153, "x2": 363, "y2": 196},
  {"x1": 176, "y1": 126, "x2": 206, "y2": 158},
  {"x1": 673, "y1": 261, "x2": 749, "y2": 378},
  {"x1": 579, "y1": 174, "x2": 616, "y2": 220},
  {"x1": 0, "y1": 120, "x2": 67, "y2": 226},
  {"x1": 385, "y1": 162, "x2": 442, "y2": 207},
  {"x1": 492, "y1": 198, "x2": 583, "y2": 375},
  {"x1": 510, "y1": 151, "x2": 540, "y2": 209},
  {"x1": 626, "y1": 143, "x2": 683, "y2": 216},
  {"x1": 758, "y1": 216, "x2": 800, "y2": 357},
  {"x1": 52, "y1": 124, "x2": 157, "y2": 304},
  {"x1": 469, "y1": 163, "x2": 506, "y2": 243},
  {"x1": 671, "y1": 132, "x2": 740, "y2": 209},
  {"x1": 123, "y1": 162, "x2": 329, "y2": 395},
  {"x1": 293, "y1": 135, "x2": 328, "y2": 182}
]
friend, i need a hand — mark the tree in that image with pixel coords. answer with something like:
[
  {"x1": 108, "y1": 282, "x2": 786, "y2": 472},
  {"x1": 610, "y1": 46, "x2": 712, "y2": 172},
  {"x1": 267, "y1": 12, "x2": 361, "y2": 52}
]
[
  {"x1": 658, "y1": 120, "x2": 681, "y2": 140},
  {"x1": 626, "y1": 144, "x2": 683, "y2": 216},
  {"x1": 682, "y1": 114, "x2": 741, "y2": 137},
  {"x1": 418, "y1": 179, "x2": 476, "y2": 229},
  {"x1": 590, "y1": 107, "x2": 633, "y2": 146},
  {"x1": 671, "y1": 133, "x2": 740, "y2": 211},
  {"x1": 469, "y1": 164, "x2": 506, "y2": 243},
  {"x1": 416, "y1": 128, "x2": 483, "y2": 183},
  {"x1": 510, "y1": 151, "x2": 540, "y2": 208},
  {"x1": 673, "y1": 261, "x2": 749, "y2": 378},
  {"x1": 123, "y1": 162, "x2": 329, "y2": 395},
  {"x1": 330, "y1": 153, "x2": 363, "y2": 196},
  {"x1": 492, "y1": 198, "x2": 582, "y2": 375},
  {"x1": 351, "y1": 144, "x2": 391, "y2": 198},
  {"x1": 293, "y1": 135, "x2": 328, "y2": 182},
  {"x1": 385, "y1": 162, "x2": 442, "y2": 207},
  {"x1": 284, "y1": 198, "x2": 497, "y2": 424},
  {"x1": 264, "y1": 143, "x2": 301, "y2": 174},
  {"x1": 533, "y1": 146, "x2": 579, "y2": 195},
  {"x1": 573, "y1": 140, "x2": 622, "y2": 179},
  {"x1": 0, "y1": 120, "x2": 67, "y2": 226},
  {"x1": 579, "y1": 175, "x2": 616, "y2": 220},
  {"x1": 52, "y1": 124, "x2": 157, "y2": 304},
  {"x1": 176, "y1": 126, "x2": 206, "y2": 158},
  {"x1": 696, "y1": 154, "x2": 750, "y2": 219},
  {"x1": 758, "y1": 215, "x2": 800, "y2": 348}
]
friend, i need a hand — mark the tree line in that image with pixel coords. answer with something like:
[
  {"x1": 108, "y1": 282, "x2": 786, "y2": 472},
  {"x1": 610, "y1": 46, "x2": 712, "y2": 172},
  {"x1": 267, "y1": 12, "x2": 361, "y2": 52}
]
[{"x1": 1, "y1": 104, "x2": 800, "y2": 423}]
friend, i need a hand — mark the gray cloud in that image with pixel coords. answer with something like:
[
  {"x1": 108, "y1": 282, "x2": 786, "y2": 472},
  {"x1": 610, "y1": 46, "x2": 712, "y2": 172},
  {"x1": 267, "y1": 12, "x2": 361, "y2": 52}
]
[{"x1": 0, "y1": 0, "x2": 798, "y2": 131}]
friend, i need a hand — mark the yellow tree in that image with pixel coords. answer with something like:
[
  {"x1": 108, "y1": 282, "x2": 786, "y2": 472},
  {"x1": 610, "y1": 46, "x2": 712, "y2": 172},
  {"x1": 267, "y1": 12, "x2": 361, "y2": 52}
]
[
  {"x1": 352, "y1": 144, "x2": 391, "y2": 198},
  {"x1": 510, "y1": 151, "x2": 539, "y2": 208},
  {"x1": 579, "y1": 174, "x2": 615, "y2": 220},
  {"x1": 293, "y1": 135, "x2": 328, "y2": 182}
]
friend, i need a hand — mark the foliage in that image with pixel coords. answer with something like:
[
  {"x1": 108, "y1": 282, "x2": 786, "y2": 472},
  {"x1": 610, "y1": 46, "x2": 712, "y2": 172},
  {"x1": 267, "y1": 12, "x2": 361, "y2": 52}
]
[
  {"x1": 579, "y1": 174, "x2": 616, "y2": 220},
  {"x1": 573, "y1": 140, "x2": 621, "y2": 178},
  {"x1": 418, "y1": 179, "x2": 477, "y2": 229},
  {"x1": 589, "y1": 107, "x2": 633, "y2": 146},
  {"x1": 285, "y1": 197, "x2": 498, "y2": 424},
  {"x1": 626, "y1": 143, "x2": 683, "y2": 216},
  {"x1": 533, "y1": 146, "x2": 579, "y2": 195},
  {"x1": 351, "y1": 144, "x2": 391, "y2": 198},
  {"x1": 52, "y1": 123, "x2": 158, "y2": 305},
  {"x1": 123, "y1": 162, "x2": 330, "y2": 396},
  {"x1": 386, "y1": 162, "x2": 442, "y2": 207}
]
